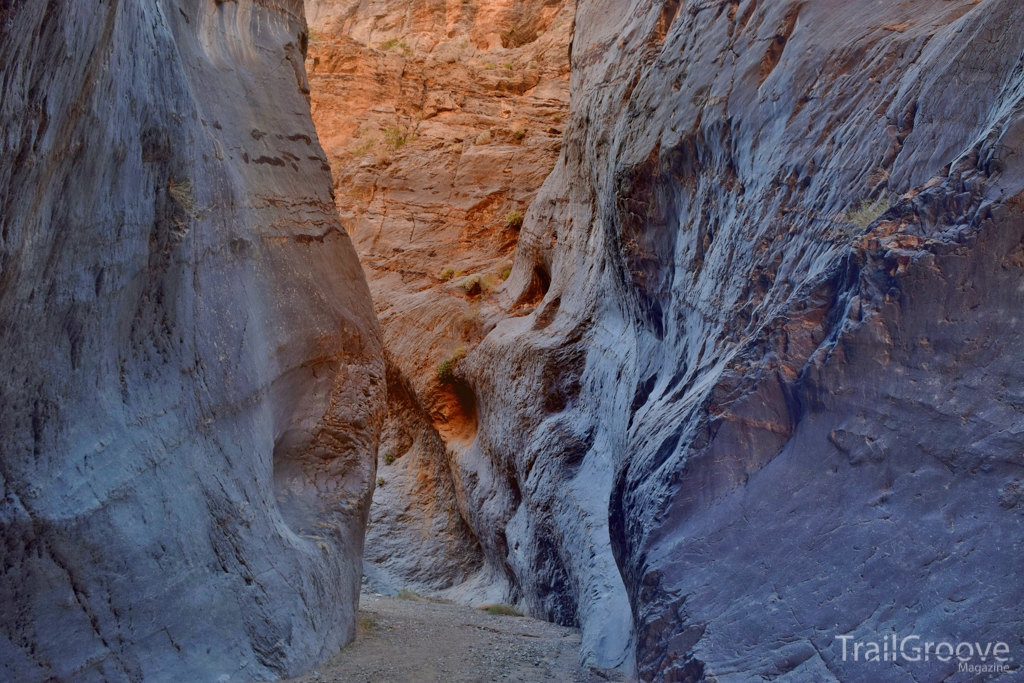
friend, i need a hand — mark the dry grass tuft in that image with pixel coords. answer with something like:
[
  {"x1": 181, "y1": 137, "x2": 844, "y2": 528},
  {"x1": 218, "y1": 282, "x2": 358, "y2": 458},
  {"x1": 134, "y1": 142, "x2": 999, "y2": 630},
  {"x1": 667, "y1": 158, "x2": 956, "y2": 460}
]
[
  {"x1": 480, "y1": 603, "x2": 523, "y2": 617},
  {"x1": 506, "y1": 209, "x2": 524, "y2": 229},
  {"x1": 845, "y1": 197, "x2": 890, "y2": 230}
]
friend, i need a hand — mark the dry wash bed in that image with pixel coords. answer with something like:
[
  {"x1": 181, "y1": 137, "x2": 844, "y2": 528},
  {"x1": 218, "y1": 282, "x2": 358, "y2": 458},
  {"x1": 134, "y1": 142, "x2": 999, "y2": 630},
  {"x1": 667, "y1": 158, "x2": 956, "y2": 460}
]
[{"x1": 278, "y1": 593, "x2": 631, "y2": 683}]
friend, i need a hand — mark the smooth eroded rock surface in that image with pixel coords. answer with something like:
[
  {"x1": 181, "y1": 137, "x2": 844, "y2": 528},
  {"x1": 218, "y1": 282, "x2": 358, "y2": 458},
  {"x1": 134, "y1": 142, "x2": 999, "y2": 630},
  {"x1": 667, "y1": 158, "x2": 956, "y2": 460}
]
[
  {"x1": 0, "y1": 1, "x2": 384, "y2": 681},
  {"x1": 459, "y1": 0, "x2": 1024, "y2": 679}
]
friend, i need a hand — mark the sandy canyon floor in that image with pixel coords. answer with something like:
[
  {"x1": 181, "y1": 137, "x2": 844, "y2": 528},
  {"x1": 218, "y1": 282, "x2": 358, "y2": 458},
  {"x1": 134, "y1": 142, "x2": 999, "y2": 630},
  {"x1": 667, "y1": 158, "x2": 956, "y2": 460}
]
[{"x1": 278, "y1": 594, "x2": 631, "y2": 683}]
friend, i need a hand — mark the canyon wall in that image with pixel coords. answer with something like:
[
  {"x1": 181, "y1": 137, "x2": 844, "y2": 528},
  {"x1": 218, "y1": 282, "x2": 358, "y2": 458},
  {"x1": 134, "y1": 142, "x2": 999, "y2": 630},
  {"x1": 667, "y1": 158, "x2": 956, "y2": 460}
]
[
  {"x1": 0, "y1": 1, "x2": 383, "y2": 682},
  {"x1": 302, "y1": 0, "x2": 1024, "y2": 679},
  {"x1": 305, "y1": 0, "x2": 577, "y2": 605},
  {"x1": 469, "y1": 0, "x2": 1024, "y2": 679}
]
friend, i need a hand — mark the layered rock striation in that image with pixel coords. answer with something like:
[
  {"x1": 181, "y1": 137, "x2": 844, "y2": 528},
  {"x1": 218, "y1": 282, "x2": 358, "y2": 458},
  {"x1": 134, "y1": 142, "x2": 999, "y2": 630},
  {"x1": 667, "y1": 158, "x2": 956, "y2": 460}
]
[
  {"x1": 0, "y1": 1, "x2": 383, "y2": 681},
  {"x1": 305, "y1": 0, "x2": 575, "y2": 603}
]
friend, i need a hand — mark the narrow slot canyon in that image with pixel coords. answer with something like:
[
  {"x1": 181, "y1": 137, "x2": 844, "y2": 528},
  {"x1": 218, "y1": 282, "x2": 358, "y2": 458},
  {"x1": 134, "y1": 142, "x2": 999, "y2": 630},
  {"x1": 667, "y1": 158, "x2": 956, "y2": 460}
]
[
  {"x1": 301, "y1": 0, "x2": 578, "y2": 612},
  {"x1": 2, "y1": 1, "x2": 1024, "y2": 682},
  {"x1": 288, "y1": 2, "x2": 633, "y2": 679}
]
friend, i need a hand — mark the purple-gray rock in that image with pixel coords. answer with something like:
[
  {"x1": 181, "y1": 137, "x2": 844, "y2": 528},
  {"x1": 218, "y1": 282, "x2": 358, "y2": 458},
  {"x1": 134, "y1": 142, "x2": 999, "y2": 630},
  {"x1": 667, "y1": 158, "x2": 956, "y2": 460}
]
[
  {"x1": 5, "y1": 0, "x2": 1024, "y2": 680},
  {"x1": 459, "y1": 0, "x2": 1024, "y2": 679},
  {"x1": 0, "y1": 1, "x2": 383, "y2": 681}
]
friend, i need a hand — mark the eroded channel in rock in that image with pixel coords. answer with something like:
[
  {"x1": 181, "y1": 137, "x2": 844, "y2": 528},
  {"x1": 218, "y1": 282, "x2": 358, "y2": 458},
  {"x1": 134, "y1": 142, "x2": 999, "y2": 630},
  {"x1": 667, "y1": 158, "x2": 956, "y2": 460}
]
[{"x1": 5, "y1": 0, "x2": 1023, "y2": 680}]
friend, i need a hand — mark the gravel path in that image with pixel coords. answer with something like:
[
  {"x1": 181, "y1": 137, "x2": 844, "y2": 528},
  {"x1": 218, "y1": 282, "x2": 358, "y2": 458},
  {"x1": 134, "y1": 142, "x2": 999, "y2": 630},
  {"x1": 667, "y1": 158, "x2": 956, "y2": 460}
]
[{"x1": 280, "y1": 594, "x2": 631, "y2": 683}]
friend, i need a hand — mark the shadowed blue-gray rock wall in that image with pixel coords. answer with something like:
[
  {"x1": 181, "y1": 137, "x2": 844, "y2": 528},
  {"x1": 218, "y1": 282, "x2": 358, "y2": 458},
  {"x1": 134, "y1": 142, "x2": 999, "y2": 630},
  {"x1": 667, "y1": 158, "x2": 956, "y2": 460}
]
[
  {"x1": 459, "y1": 0, "x2": 1024, "y2": 679},
  {"x1": 0, "y1": 1, "x2": 384, "y2": 681}
]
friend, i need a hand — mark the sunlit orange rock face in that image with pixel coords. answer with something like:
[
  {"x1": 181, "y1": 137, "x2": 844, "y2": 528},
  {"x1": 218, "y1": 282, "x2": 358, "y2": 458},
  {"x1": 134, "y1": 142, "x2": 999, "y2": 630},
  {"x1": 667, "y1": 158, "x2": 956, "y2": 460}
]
[{"x1": 305, "y1": 0, "x2": 574, "y2": 604}]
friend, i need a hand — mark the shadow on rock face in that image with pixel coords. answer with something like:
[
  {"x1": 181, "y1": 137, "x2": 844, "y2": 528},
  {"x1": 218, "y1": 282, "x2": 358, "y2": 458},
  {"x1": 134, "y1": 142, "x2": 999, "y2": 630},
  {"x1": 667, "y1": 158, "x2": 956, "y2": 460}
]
[{"x1": 0, "y1": 0, "x2": 385, "y2": 681}]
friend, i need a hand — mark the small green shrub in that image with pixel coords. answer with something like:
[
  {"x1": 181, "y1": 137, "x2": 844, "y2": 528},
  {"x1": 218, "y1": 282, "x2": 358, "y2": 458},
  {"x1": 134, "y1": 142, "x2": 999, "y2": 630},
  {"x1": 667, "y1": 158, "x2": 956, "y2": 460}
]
[
  {"x1": 846, "y1": 197, "x2": 890, "y2": 230},
  {"x1": 483, "y1": 603, "x2": 523, "y2": 617},
  {"x1": 440, "y1": 267, "x2": 455, "y2": 281},
  {"x1": 376, "y1": 476, "x2": 385, "y2": 487},
  {"x1": 437, "y1": 347, "x2": 467, "y2": 383},
  {"x1": 397, "y1": 588, "x2": 425, "y2": 601},
  {"x1": 380, "y1": 37, "x2": 413, "y2": 55},
  {"x1": 511, "y1": 127, "x2": 526, "y2": 142},
  {"x1": 501, "y1": 267, "x2": 512, "y2": 281},
  {"x1": 383, "y1": 451, "x2": 396, "y2": 466},
  {"x1": 353, "y1": 138, "x2": 377, "y2": 156},
  {"x1": 359, "y1": 614, "x2": 378, "y2": 632},
  {"x1": 383, "y1": 126, "x2": 407, "y2": 149},
  {"x1": 505, "y1": 209, "x2": 524, "y2": 229},
  {"x1": 437, "y1": 359, "x2": 455, "y2": 383},
  {"x1": 458, "y1": 273, "x2": 483, "y2": 294}
]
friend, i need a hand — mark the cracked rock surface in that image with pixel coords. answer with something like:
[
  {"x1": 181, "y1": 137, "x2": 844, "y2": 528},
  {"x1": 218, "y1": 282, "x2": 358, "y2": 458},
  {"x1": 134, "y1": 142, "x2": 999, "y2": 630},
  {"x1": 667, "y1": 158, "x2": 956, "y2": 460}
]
[{"x1": 0, "y1": 1, "x2": 383, "y2": 681}]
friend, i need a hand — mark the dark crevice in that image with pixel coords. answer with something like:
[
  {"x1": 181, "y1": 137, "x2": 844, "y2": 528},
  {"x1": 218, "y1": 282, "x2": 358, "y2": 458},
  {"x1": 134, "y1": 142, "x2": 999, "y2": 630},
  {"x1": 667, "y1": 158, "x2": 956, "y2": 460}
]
[
  {"x1": 517, "y1": 264, "x2": 552, "y2": 308},
  {"x1": 758, "y1": 3, "x2": 801, "y2": 86},
  {"x1": 651, "y1": 0, "x2": 682, "y2": 47}
]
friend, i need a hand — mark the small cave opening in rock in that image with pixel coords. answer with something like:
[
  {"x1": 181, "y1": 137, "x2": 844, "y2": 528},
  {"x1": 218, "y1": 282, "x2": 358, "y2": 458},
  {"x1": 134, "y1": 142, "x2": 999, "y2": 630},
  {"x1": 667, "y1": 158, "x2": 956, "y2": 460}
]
[
  {"x1": 434, "y1": 372, "x2": 480, "y2": 446},
  {"x1": 515, "y1": 262, "x2": 553, "y2": 309}
]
